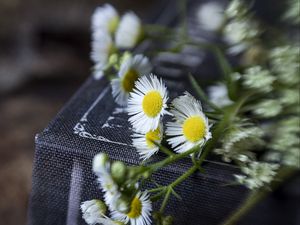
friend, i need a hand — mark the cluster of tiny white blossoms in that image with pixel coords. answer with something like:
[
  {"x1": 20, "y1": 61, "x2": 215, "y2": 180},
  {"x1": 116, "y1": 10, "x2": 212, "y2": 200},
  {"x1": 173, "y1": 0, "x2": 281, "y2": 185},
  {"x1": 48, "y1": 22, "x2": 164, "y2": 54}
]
[
  {"x1": 266, "y1": 117, "x2": 300, "y2": 168},
  {"x1": 234, "y1": 161, "x2": 279, "y2": 190},
  {"x1": 91, "y1": 4, "x2": 143, "y2": 79},
  {"x1": 214, "y1": 125, "x2": 264, "y2": 163},
  {"x1": 283, "y1": 0, "x2": 300, "y2": 25},
  {"x1": 241, "y1": 66, "x2": 275, "y2": 93},
  {"x1": 126, "y1": 74, "x2": 212, "y2": 159},
  {"x1": 222, "y1": 0, "x2": 261, "y2": 54},
  {"x1": 81, "y1": 153, "x2": 152, "y2": 225},
  {"x1": 269, "y1": 45, "x2": 300, "y2": 85}
]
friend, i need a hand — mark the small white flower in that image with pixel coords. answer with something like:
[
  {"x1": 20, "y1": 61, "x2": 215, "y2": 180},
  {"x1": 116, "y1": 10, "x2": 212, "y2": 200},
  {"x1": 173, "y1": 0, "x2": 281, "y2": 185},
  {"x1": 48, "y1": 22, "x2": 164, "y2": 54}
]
[
  {"x1": 93, "y1": 153, "x2": 110, "y2": 175},
  {"x1": 223, "y1": 18, "x2": 260, "y2": 54},
  {"x1": 283, "y1": 0, "x2": 300, "y2": 25},
  {"x1": 166, "y1": 92, "x2": 212, "y2": 153},
  {"x1": 93, "y1": 153, "x2": 120, "y2": 211},
  {"x1": 111, "y1": 54, "x2": 152, "y2": 106},
  {"x1": 128, "y1": 74, "x2": 169, "y2": 133},
  {"x1": 253, "y1": 100, "x2": 282, "y2": 118},
  {"x1": 235, "y1": 161, "x2": 279, "y2": 190},
  {"x1": 111, "y1": 191, "x2": 152, "y2": 225},
  {"x1": 242, "y1": 66, "x2": 275, "y2": 93},
  {"x1": 91, "y1": 30, "x2": 115, "y2": 79},
  {"x1": 92, "y1": 4, "x2": 119, "y2": 34},
  {"x1": 132, "y1": 124, "x2": 163, "y2": 160},
  {"x1": 81, "y1": 199, "x2": 107, "y2": 225},
  {"x1": 214, "y1": 126, "x2": 263, "y2": 162},
  {"x1": 115, "y1": 12, "x2": 142, "y2": 49},
  {"x1": 269, "y1": 45, "x2": 300, "y2": 85},
  {"x1": 197, "y1": 2, "x2": 224, "y2": 32},
  {"x1": 207, "y1": 83, "x2": 232, "y2": 107},
  {"x1": 225, "y1": 0, "x2": 248, "y2": 19}
]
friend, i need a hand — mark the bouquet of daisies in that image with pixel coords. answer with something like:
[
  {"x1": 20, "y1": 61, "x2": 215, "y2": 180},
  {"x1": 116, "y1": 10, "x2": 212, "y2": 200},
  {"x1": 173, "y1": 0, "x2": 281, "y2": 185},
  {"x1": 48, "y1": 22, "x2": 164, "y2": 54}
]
[{"x1": 81, "y1": 1, "x2": 300, "y2": 225}]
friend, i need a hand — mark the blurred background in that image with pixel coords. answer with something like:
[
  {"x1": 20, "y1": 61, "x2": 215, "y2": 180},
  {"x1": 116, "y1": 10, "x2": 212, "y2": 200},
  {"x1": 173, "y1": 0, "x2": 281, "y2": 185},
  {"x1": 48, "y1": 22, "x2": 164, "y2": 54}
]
[{"x1": 0, "y1": 1, "x2": 157, "y2": 224}]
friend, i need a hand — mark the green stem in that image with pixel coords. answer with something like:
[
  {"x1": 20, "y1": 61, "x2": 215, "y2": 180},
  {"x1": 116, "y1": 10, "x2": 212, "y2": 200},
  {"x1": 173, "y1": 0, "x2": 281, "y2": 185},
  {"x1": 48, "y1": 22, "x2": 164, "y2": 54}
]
[
  {"x1": 221, "y1": 166, "x2": 297, "y2": 225},
  {"x1": 177, "y1": 0, "x2": 188, "y2": 39},
  {"x1": 221, "y1": 190, "x2": 265, "y2": 225},
  {"x1": 148, "y1": 145, "x2": 201, "y2": 173},
  {"x1": 158, "y1": 165, "x2": 199, "y2": 213},
  {"x1": 160, "y1": 188, "x2": 172, "y2": 213},
  {"x1": 148, "y1": 186, "x2": 165, "y2": 193},
  {"x1": 170, "y1": 165, "x2": 199, "y2": 188}
]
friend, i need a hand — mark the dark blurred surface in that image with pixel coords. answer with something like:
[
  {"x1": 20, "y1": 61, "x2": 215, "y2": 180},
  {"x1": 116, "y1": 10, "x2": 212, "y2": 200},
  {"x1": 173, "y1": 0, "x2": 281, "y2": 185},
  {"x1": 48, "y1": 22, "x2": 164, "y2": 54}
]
[{"x1": 0, "y1": 1, "x2": 157, "y2": 224}]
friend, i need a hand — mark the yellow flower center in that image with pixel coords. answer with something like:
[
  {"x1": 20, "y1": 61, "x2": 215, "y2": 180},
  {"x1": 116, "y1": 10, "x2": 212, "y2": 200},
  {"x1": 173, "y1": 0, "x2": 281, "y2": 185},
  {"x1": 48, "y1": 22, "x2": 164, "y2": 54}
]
[
  {"x1": 122, "y1": 69, "x2": 139, "y2": 92},
  {"x1": 182, "y1": 116, "x2": 206, "y2": 142},
  {"x1": 145, "y1": 127, "x2": 161, "y2": 148},
  {"x1": 142, "y1": 91, "x2": 163, "y2": 117},
  {"x1": 127, "y1": 197, "x2": 142, "y2": 218}
]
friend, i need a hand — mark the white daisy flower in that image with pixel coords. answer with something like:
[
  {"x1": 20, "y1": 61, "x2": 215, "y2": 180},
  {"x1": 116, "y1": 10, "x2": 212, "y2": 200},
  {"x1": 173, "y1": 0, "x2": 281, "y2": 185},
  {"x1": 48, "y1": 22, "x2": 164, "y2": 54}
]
[
  {"x1": 93, "y1": 153, "x2": 120, "y2": 211},
  {"x1": 196, "y1": 2, "x2": 224, "y2": 32},
  {"x1": 132, "y1": 124, "x2": 163, "y2": 160},
  {"x1": 81, "y1": 199, "x2": 107, "y2": 225},
  {"x1": 111, "y1": 191, "x2": 152, "y2": 225},
  {"x1": 81, "y1": 199, "x2": 125, "y2": 225},
  {"x1": 92, "y1": 4, "x2": 119, "y2": 34},
  {"x1": 91, "y1": 30, "x2": 115, "y2": 79},
  {"x1": 128, "y1": 74, "x2": 169, "y2": 133},
  {"x1": 98, "y1": 173, "x2": 120, "y2": 211},
  {"x1": 115, "y1": 12, "x2": 143, "y2": 49},
  {"x1": 166, "y1": 92, "x2": 212, "y2": 153},
  {"x1": 111, "y1": 54, "x2": 152, "y2": 106}
]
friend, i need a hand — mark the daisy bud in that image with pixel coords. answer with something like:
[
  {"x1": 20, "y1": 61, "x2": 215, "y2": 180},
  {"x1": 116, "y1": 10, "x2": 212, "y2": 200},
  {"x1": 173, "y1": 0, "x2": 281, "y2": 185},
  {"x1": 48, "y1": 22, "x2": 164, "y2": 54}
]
[
  {"x1": 93, "y1": 153, "x2": 109, "y2": 174},
  {"x1": 142, "y1": 171, "x2": 151, "y2": 179},
  {"x1": 81, "y1": 199, "x2": 107, "y2": 225},
  {"x1": 163, "y1": 215, "x2": 174, "y2": 225},
  {"x1": 111, "y1": 161, "x2": 127, "y2": 183},
  {"x1": 108, "y1": 53, "x2": 119, "y2": 67},
  {"x1": 119, "y1": 51, "x2": 132, "y2": 65}
]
